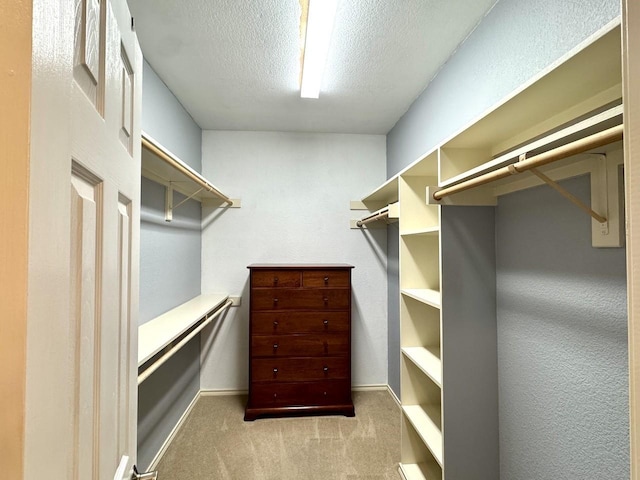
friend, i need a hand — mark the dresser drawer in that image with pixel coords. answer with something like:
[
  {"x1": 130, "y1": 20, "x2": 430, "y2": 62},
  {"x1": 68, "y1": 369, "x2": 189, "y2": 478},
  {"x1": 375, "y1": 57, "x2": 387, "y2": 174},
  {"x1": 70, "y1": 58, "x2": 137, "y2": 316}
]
[
  {"x1": 250, "y1": 380, "x2": 351, "y2": 407},
  {"x1": 251, "y1": 311, "x2": 349, "y2": 334},
  {"x1": 251, "y1": 288, "x2": 350, "y2": 310},
  {"x1": 251, "y1": 270, "x2": 300, "y2": 288},
  {"x1": 251, "y1": 334, "x2": 349, "y2": 357},
  {"x1": 251, "y1": 357, "x2": 349, "y2": 382},
  {"x1": 302, "y1": 270, "x2": 350, "y2": 287}
]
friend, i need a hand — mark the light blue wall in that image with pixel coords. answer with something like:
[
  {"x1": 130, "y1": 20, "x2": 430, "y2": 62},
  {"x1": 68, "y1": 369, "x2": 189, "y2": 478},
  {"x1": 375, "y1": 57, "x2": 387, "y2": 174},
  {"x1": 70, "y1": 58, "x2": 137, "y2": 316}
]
[
  {"x1": 142, "y1": 60, "x2": 202, "y2": 172},
  {"x1": 496, "y1": 176, "x2": 628, "y2": 479},
  {"x1": 441, "y1": 206, "x2": 498, "y2": 479},
  {"x1": 139, "y1": 178, "x2": 202, "y2": 323},
  {"x1": 386, "y1": 0, "x2": 620, "y2": 177},
  {"x1": 138, "y1": 59, "x2": 203, "y2": 470}
]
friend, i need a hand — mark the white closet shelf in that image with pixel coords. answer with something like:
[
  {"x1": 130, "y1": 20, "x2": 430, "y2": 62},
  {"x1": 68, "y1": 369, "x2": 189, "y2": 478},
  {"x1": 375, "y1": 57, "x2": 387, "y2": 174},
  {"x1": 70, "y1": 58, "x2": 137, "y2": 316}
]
[
  {"x1": 403, "y1": 404, "x2": 443, "y2": 467},
  {"x1": 438, "y1": 103, "x2": 623, "y2": 189},
  {"x1": 398, "y1": 462, "x2": 441, "y2": 480},
  {"x1": 401, "y1": 289, "x2": 441, "y2": 309},
  {"x1": 402, "y1": 347, "x2": 442, "y2": 387},
  {"x1": 354, "y1": 202, "x2": 399, "y2": 228},
  {"x1": 141, "y1": 132, "x2": 235, "y2": 206},
  {"x1": 400, "y1": 226, "x2": 440, "y2": 237},
  {"x1": 361, "y1": 176, "x2": 399, "y2": 205},
  {"x1": 138, "y1": 293, "x2": 229, "y2": 366},
  {"x1": 440, "y1": 27, "x2": 621, "y2": 155}
]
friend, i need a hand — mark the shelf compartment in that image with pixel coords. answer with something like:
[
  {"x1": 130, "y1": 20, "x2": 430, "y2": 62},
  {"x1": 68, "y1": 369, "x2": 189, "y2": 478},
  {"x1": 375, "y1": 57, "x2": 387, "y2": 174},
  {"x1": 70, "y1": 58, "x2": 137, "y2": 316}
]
[
  {"x1": 403, "y1": 405, "x2": 443, "y2": 467},
  {"x1": 400, "y1": 407, "x2": 443, "y2": 479},
  {"x1": 401, "y1": 289, "x2": 441, "y2": 309},
  {"x1": 402, "y1": 347, "x2": 442, "y2": 387},
  {"x1": 399, "y1": 176, "x2": 439, "y2": 233},
  {"x1": 439, "y1": 102, "x2": 622, "y2": 189},
  {"x1": 401, "y1": 150, "x2": 439, "y2": 178},
  {"x1": 399, "y1": 462, "x2": 442, "y2": 480},
  {"x1": 361, "y1": 176, "x2": 399, "y2": 206},
  {"x1": 402, "y1": 355, "x2": 443, "y2": 466},
  {"x1": 401, "y1": 293, "x2": 440, "y2": 349},
  {"x1": 400, "y1": 235, "x2": 440, "y2": 294},
  {"x1": 438, "y1": 26, "x2": 621, "y2": 185}
]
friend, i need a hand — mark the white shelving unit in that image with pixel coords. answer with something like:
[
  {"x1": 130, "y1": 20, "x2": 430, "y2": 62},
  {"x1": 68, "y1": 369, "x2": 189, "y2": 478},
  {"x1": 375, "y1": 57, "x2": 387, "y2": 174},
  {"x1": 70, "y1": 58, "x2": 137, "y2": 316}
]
[{"x1": 357, "y1": 21, "x2": 622, "y2": 480}]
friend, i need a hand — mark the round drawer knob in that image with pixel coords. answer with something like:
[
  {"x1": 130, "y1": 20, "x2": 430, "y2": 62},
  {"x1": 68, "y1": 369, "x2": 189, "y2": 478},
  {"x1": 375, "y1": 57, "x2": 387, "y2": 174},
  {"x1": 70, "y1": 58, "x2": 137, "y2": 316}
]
[
  {"x1": 273, "y1": 298, "x2": 278, "y2": 304},
  {"x1": 273, "y1": 321, "x2": 279, "y2": 327},
  {"x1": 323, "y1": 391, "x2": 327, "y2": 396},
  {"x1": 324, "y1": 276, "x2": 329, "y2": 284},
  {"x1": 323, "y1": 366, "x2": 329, "y2": 372},
  {"x1": 273, "y1": 343, "x2": 279, "y2": 349},
  {"x1": 323, "y1": 319, "x2": 328, "y2": 325},
  {"x1": 274, "y1": 277, "x2": 278, "y2": 285},
  {"x1": 273, "y1": 393, "x2": 277, "y2": 399},
  {"x1": 323, "y1": 297, "x2": 328, "y2": 303}
]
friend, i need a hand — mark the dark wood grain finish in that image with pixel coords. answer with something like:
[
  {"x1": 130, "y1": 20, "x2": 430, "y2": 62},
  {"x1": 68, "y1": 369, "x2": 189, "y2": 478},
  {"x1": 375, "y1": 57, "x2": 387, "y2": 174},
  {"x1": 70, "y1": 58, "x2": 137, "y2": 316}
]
[
  {"x1": 245, "y1": 264, "x2": 354, "y2": 421},
  {"x1": 251, "y1": 288, "x2": 350, "y2": 310},
  {"x1": 302, "y1": 269, "x2": 351, "y2": 287},
  {"x1": 251, "y1": 311, "x2": 349, "y2": 335},
  {"x1": 251, "y1": 357, "x2": 349, "y2": 382},
  {"x1": 251, "y1": 380, "x2": 352, "y2": 407},
  {"x1": 251, "y1": 270, "x2": 301, "y2": 288},
  {"x1": 251, "y1": 334, "x2": 349, "y2": 357}
]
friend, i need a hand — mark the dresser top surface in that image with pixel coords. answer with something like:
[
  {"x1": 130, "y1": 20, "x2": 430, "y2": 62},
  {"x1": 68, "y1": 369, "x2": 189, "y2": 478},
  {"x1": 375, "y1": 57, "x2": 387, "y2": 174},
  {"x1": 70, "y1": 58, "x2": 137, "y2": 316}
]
[{"x1": 248, "y1": 263, "x2": 354, "y2": 270}]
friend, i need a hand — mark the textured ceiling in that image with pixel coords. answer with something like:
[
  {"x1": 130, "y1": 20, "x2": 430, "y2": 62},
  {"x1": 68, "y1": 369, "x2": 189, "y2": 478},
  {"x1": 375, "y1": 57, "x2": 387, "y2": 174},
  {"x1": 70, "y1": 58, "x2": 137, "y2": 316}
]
[{"x1": 128, "y1": 0, "x2": 498, "y2": 134}]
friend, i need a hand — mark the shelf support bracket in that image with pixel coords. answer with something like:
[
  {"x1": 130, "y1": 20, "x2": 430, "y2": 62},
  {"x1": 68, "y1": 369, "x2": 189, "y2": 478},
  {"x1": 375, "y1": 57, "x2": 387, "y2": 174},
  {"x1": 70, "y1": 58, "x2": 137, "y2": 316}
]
[
  {"x1": 165, "y1": 185, "x2": 173, "y2": 222},
  {"x1": 173, "y1": 187, "x2": 204, "y2": 210},
  {"x1": 528, "y1": 166, "x2": 607, "y2": 223}
]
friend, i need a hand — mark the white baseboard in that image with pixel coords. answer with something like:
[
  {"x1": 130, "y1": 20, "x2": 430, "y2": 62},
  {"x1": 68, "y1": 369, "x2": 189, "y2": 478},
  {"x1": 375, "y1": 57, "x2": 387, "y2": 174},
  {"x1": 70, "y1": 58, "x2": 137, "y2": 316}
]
[
  {"x1": 386, "y1": 385, "x2": 401, "y2": 408},
  {"x1": 199, "y1": 388, "x2": 248, "y2": 396},
  {"x1": 201, "y1": 385, "x2": 388, "y2": 395},
  {"x1": 147, "y1": 390, "x2": 200, "y2": 471},
  {"x1": 351, "y1": 384, "x2": 388, "y2": 392}
]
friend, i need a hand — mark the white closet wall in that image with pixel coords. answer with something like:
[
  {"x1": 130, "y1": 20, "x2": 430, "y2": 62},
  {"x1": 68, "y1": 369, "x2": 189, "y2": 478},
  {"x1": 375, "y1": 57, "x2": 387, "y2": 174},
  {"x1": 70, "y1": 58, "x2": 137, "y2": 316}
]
[{"x1": 200, "y1": 131, "x2": 388, "y2": 391}]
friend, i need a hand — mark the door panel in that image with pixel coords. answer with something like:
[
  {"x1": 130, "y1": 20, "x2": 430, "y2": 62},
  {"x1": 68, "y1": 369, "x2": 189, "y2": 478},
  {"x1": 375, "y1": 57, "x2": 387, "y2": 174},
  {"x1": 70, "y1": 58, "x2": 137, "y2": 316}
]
[
  {"x1": 70, "y1": 169, "x2": 102, "y2": 479},
  {"x1": 70, "y1": 0, "x2": 142, "y2": 476},
  {"x1": 27, "y1": 0, "x2": 142, "y2": 478},
  {"x1": 73, "y1": 0, "x2": 104, "y2": 109}
]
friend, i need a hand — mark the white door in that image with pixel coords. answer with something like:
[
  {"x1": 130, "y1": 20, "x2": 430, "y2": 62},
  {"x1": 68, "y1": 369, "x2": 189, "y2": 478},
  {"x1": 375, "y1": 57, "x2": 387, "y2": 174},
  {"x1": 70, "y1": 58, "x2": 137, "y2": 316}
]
[{"x1": 25, "y1": 0, "x2": 142, "y2": 479}]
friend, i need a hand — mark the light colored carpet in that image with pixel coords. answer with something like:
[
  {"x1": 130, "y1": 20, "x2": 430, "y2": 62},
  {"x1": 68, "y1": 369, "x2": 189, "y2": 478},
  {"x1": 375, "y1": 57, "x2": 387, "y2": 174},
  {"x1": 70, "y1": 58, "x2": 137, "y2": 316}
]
[{"x1": 156, "y1": 390, "x2": 401, "y2": 479}]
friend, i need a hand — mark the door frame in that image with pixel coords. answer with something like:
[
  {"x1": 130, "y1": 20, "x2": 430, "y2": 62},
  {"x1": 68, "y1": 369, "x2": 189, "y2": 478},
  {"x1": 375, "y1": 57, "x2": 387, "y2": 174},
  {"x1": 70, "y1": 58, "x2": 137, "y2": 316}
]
[
  {"x1": 623, "y1": 2, "x2": 640, "y2": 478},
  {"x1": 0, "y1": 1, "x2": 32, "y2": 478}
]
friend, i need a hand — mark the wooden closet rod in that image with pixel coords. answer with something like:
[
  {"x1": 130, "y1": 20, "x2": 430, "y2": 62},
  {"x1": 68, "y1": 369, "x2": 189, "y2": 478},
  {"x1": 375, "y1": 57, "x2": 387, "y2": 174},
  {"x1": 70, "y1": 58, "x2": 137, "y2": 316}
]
[
  {"x1": 142, "y1": 135, "x2": 233, "y2": 205},
  {"x1": 433, "y1": 124, "x2": 624, "y2": 201},
  {"x1": 357, "y1": 207, "x2": 390, "y2": 227},
  {"x1": 137, "y1": 299, "x2": 233, "y2": 385}
]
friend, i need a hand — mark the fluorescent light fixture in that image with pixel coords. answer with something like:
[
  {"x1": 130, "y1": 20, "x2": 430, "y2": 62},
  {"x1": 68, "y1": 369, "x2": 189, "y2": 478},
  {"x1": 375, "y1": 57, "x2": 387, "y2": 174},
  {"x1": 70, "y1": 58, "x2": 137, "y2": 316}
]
[{"x1": 300, "y1": 0, "x2": 338, "y2": 98}]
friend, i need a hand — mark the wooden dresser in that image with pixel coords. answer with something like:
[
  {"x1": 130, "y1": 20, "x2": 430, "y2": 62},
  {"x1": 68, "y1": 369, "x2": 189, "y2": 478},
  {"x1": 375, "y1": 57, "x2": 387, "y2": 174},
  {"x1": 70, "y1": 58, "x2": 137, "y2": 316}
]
[{"x1": 244, "y1": 264, "x2": 355, "y2": 420}]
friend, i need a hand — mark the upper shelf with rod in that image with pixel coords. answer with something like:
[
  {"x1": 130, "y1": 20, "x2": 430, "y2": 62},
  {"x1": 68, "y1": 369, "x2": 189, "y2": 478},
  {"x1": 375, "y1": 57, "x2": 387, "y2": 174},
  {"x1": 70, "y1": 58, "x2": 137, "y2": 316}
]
[
  {"x1": 352, "y1": 202, "x2": 400, "y2": 229},
  {"x1": 141, "y1": 132, "x2": 240, "y2": 221}
]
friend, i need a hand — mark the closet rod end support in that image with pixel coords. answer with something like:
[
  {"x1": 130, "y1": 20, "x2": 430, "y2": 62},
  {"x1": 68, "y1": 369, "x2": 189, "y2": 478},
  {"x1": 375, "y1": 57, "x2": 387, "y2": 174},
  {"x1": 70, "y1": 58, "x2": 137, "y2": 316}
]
[{"x1": 426, "y1": 186, "x2": 443, "y2": 204}]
